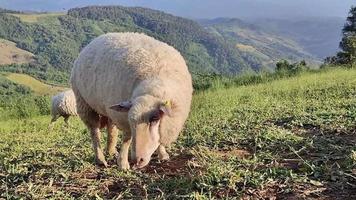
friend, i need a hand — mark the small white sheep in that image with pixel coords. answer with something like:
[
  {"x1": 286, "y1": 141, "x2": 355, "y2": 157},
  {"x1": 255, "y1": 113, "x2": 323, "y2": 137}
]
[
  {"x1": 70, "y1": 32, "x2": 193, "y2": 169},
  {"x1": 50, "y1": 89, "x2": 78, "y2": 125}
]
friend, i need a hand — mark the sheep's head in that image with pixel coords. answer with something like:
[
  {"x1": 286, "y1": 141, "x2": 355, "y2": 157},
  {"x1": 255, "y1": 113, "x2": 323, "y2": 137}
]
[{"x1": 110, "y1": 96, "x2": 172, "y2": 169}]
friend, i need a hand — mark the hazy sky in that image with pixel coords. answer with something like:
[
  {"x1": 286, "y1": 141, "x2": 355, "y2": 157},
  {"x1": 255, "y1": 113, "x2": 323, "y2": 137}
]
[{"x1": 0, "y1": 0, "x2": 354, "y2": 19}]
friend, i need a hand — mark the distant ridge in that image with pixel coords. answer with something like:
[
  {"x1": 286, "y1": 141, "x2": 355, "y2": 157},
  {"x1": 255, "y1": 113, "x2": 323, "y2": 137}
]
[{"x1": 199, "y1": 18, "x2": 321, "y2": 69}]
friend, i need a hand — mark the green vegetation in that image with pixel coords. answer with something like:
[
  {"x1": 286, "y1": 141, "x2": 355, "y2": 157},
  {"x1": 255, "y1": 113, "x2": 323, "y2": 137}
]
[
  {"x1": 193, "y1": 60, "x2": 310, "y2": 91},
  {"x1": 1, "y1": 68, "x2": 355, "y2": 199},
  {"x1": 326, "y1": 6, "x2": 356, "y2": 66},
  {"x1": 0, "y1": 73, "x2": 50, "y2": 120},
  {"x1": 0, "y1": 5, "x2": 255, "y2": 85}
]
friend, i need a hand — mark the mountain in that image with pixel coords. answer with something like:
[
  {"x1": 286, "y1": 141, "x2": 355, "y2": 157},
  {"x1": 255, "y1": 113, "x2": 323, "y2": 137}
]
[
  {"x1": 0, "y1": 5, "x2": 341, "y2": 86},
  {"x1": 199, "y1": 18, "x2": 321, "y2": 70},
  {"x1": 248, "y1": 17, "x2": 345, "y2": 59},
  {"x1": 0, "y1": 5, "x2": 256, "y2": 83}
]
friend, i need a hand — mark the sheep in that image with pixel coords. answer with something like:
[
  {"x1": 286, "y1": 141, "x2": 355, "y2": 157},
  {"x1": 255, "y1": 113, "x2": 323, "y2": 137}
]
[
  {"x1": 50, "y1": 89, "x2": 78, "y2": 126},
  {"x1": 70, "y1": 32, "x2": 193, "y2": 169}
]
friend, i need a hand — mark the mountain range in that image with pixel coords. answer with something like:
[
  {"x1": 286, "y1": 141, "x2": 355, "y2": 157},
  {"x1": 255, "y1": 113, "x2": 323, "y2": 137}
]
[{"x1": 0, "y1": 5, "x2": 345, "y2": 84}]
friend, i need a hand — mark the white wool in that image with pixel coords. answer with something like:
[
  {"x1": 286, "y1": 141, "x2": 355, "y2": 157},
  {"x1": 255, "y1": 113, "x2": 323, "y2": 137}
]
[
  {"x1": 51, "y1": 89, "x2": 78, "y2": 118},
  {"x1": 71, "y1": 32, "x2": 193, "y2": 145}
]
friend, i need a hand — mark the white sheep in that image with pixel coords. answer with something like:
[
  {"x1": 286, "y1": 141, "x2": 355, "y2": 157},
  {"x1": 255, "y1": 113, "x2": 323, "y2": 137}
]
[
  {"x1": 70, "y1": 32, "x2": 193, "y2": 169},
  {"x1": 50, "y1": 89, "x2": 78, "y2": 126}
]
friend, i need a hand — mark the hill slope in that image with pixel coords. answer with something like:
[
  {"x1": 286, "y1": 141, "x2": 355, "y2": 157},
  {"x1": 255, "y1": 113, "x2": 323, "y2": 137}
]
[
  {"x1": 0, "y1": 67, "x2": 355, "y2": 198},
  {"x1": 0, "y1": 6, "x2": 253, "y2": 77},
  {"x1": 199, "y1": 18, "x2": 321, "y2": 70},
  {"x1": 9, "y1": 13, "x2": 65, "y2": 23},
  {"x1": 0, "y1": 39, "x2": 34, "y2": 65},
  {"x1": 6, "y1": 73, "x2": 67, "y2": 95}
]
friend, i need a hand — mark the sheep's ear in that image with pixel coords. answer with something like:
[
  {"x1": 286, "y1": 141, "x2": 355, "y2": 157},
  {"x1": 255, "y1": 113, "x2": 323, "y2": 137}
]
[
  {"x1": 110, "y1": 101, "x2": 132, "y2": 112},
  {"x1": 159, "y1": 100, "x2": 173, "y2": 117}
]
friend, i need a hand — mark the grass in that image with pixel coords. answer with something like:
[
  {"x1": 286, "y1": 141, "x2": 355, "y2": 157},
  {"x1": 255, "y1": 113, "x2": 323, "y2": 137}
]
[
  {"x1": 0, "y1": 39, "x2": 34, "y2": 65},
  {"x1": 9, "y1": 13, "x2": 65, "y2": 23},
  {"x1": 0, "y1": 68, "x2": 355, "y2": 199},
  {"x1": 6, "y1": 73, "x2": 67, "y2": 95}
]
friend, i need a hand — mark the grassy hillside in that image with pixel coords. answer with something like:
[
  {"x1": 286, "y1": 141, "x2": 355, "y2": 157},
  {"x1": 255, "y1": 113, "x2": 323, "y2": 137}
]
[
  {"x1": 0, "y1": 73, "x2": 50, "y2": 120},
  {"x1": 6, "y1": 73, "x2": 67, "y2": 95},
  {"x1": 1, "y1": 68, "x2": 355, "y2": 199},
  {"x1": 9, "y1": 13, "x2": 65, "y2": 23},
  {"x1": 200, "y1": 18, "x2": 321, "y2": 70},
  {"x1": 0, "y1": 39, "x2": 34, "y2": 65}
]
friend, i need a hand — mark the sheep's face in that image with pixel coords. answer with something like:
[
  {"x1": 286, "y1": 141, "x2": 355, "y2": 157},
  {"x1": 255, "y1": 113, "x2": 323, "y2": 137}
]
[{"x1": 110, "y1": 96, "x2": 171, "y2": 169}]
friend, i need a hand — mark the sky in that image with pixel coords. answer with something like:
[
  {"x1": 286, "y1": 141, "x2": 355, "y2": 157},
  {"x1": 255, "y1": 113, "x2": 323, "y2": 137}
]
[{"x1": 0, "y1": 0, "x2": 354, "y2": 19}]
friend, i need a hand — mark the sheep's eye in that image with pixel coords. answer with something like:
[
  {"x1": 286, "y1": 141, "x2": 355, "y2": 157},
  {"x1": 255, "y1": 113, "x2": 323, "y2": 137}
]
[
  {"x1": 149, "y1": 114, "x2": 160, "y2": 123},
  {"x1": 149, "y1": 110, "x2": 162, "y2": 125}
]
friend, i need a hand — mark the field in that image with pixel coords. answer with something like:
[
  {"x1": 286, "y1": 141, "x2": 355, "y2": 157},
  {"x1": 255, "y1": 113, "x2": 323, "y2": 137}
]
[
  {"x1": 0, "y1": 68, "x2": 355, "y2": 199},
  {"x1": 5, "y1": 73, "x2": 67, "y2": 95},
  {"x1": 9, "y1": 13, "x2": 65, "y2": 23},
  {"x1": 0, "y1": 39, "x2": 34, "y2": 65}
]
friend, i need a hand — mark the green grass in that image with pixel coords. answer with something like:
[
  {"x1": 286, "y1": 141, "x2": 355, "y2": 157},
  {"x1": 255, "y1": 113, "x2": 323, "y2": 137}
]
[
  {"x1": 9, "y1": 13, "x2": 65, "y2": 23},
  {"x1": 6, "y1": 73, "x2": 67, "y2": 95},
  {"x1": 0, "y1": 68, "x2": 355, "y2": 199}
]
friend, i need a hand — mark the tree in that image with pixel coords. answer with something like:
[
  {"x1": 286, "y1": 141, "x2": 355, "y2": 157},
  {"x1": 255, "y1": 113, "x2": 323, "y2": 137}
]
[
  {"x1": 275, "y1": 60, "x2": 308, "y2": 74},
  {"x1": 340, "y1": 6, "x2": 356, "y2": 64},
  {"x1": 326, "y1": 6, "x2": 356, "y2": 65},
  {"x1": 276, "y1": 60, "x2": 290, "y2": 72}
]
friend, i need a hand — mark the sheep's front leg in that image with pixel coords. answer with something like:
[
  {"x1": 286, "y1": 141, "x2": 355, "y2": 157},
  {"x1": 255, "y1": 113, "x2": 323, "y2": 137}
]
[
  {"x1": 63, "y1": 116, "x2": 70, "y2": 128},
  {"x1": 51, "y1": 114, "x2": 59, "y2": 123},
  {"x1": 48, "y1": 115, "x2": 59, "y2": 130},
  {"x1": 117, "y1": 132, "x2": 131, "y2": 170},
  {"x1": 157, "y1": 145, "x2": 169, "y2": 161},
  {"x1": 106, "y1": 120, "x2": 118, "y2": 156},
  {"x1": 90, "y1": 127, "x2": 108, "y2": 167}
]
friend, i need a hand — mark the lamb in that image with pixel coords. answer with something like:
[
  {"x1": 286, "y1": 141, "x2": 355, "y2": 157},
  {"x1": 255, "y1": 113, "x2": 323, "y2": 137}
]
[
  {"x1": 50, "y1": 89, "x2": 78, "y2": 125},
  {"x1": 70, "y1": 32, "x2": 193, "y2": 169}
]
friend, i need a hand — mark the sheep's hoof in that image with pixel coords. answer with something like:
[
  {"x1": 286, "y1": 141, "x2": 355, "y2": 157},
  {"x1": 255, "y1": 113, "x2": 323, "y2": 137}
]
[
  {"x1": 115, "y1": 154, "x2": 130, "y2": 170},
  {"x1": 159, "y1": 152, "x2": 170, "y2": 161},
  {"x1": 96, "y1": 158, "x2": 108, "y2": 168},
  {"x1": 119, "y1": 161, "x2": 130, "y2": 170}
]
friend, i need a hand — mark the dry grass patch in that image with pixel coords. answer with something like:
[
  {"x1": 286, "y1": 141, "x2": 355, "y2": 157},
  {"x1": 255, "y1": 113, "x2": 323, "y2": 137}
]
[
  {"x1": 6, "y1": 73, "x2": 67, "y2": 95},
  {"x1": 9, "y1": 13, "x2": 65, "y2": 23},
  {"x1": 0, "y1": 39, "x2": 34, "y2": 65}
]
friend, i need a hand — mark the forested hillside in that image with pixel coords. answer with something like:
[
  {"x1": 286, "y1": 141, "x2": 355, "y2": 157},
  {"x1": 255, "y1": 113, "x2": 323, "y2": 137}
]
[
  {"x1": 0, "y1": 5, "x2": 255, "y2": 85},
  {"x1": 67, "y1": 6, "x2": 251, "y2": 74},
  {"x1": 0, "y1": 5, "x2": 336, "y2": 86}
]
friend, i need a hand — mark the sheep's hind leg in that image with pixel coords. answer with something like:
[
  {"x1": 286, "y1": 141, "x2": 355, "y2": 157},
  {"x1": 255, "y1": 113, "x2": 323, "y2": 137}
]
[
  {"x1": 117, "y1": 131, "x2": 131, "y2": 170},
  {"x1": 90, "y1": 126, "x2": 108, "y2": 167},
  {"x1": 106, "y1": 119, "x2": 119, "y2": 157},
  {"x1": 75, "y1": 90, "x2": 107, "y2": 167}
]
